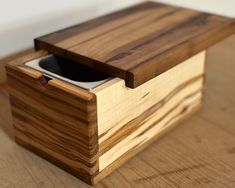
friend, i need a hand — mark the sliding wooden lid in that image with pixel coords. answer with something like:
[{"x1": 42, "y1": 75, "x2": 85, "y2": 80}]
[{"x1": 35, "y1": 1, "x2": 235, "y2": 88}]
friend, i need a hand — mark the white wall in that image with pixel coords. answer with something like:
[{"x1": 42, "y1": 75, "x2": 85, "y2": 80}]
[
  {"x1": 154, "y1": 0, "x2": 235, "y2": 17},
  {"x1": 0, "y1": 0, "x2": 143, "y2": 58}
]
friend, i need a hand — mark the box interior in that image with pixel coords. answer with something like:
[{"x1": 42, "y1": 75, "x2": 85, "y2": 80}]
[{"x1": 25, "y1": 54, "x2": 113, "y2": 90}]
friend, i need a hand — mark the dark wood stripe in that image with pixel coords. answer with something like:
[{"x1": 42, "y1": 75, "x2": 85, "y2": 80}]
[
  {"x1": 15, "y1": 137, "x2": 98, "y2": 185},
  {"x1": 126, "y1": 14, "x2": 216, "y2": 71},
  {"x1": 68, "y1": 8, "x2": 179, "y2": 49},
  {"x1": 99, "y1": 89, "x2": 201, "y2": 155},
  {"x1": 14, "y1": 120, "x2": 98, "y2": 174},
  {"x1": 35, "y1": 2, "x2": 161, "y2": 46},
  {"x1": 99, "y1": 75, "x2": 203, "y2": 155},
  {"x1": 104, "y1": 13, "x2": 208, "y2": 64},
  {"x1": 13, "y1": 110, "x2": 97, "y2": 163},
  {"x1": 11, "y1": 96, "x2": 98, "y2": 156},
  {"x1": 135, "y1": 90, "x2": 201, "y2": 138},
  {"x1": 7, "y1": 75, "x2": 95, "y2": 124},
  {"x1": 9, "y1": 88, "x2": 98, "y2": 152},
  {"x1": 99, "y1": 74, "x2": 203, "y2": 139},
  {"x1": 93, "y1": 103, "x2": 201, "y2": 184},
  {"x1": 11, "y1": 96, "x2": 97, "y2": 147}
]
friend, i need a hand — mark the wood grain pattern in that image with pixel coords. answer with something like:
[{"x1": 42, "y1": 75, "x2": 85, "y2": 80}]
[
  {"x1": 99, "y1": 91, "x2": 202, "y2": 171},
  {"x1": 93, "y1": 102, "x2": 202, "y2": 185},
  {"x1": 93, "y1": 51, "x2": 205, "y2": 142},
  {"x1": 5, "y1": 53, "x2": 99, "y2": 185},
  {"x1": 92, "y1": 51, "x2": 205, "y2": 172},
  {"x1": 35, "y1": 1, "x2": 235, "y2": 88}
]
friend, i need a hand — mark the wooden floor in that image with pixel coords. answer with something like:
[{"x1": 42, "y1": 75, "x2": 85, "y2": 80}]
[{"x1": 0, "y1": 35, "x2": 235, "y2": 187}]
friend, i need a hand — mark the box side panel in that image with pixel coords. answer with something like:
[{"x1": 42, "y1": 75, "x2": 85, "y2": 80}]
[
  {"x1": 93, "y1": 51, "x2": 206, "y2": 174},
  {"x1": 93, "y1": 103, "x2": 202, "y2": 184},
  {"x1": 6, "y1": 56, "x2": 99, "y2": 185}
]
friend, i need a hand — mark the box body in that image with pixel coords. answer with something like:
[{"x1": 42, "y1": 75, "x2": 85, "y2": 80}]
[{"x1": 6, "y1": 50, "x2": 206, "y2": 185}]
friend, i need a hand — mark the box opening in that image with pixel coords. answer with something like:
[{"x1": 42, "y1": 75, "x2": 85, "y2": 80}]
[
  {"x1": 25, "y1": 55, "x2": 112, "y2": 90},
  {"x1": 39, "y1": 55, "x2": 110, "y2": 82}
]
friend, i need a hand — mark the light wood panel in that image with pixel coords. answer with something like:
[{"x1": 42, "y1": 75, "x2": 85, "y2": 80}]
[
  {"x1": 92, "y1": 51, "x2": 205, "y2": 172},
  {"x1": 93, "y1": 51, "x2": 205, "y2": 140},
  {"x1": 35, "y1": 2, "x2": 235, "y2": 88},
  {"x1": 99, "y1": 91, "x2": 202, "y2": 171}
]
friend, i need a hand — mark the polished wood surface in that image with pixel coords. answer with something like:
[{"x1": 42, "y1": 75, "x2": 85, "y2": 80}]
[
  {"x1": 5, "y1": 51, "x2": 99, "y2": 185},
  {"x1": 35, "y1": 1, "x2": 235, "y2": 88},
  {"x1": 1, "y1": 34, "x2": 235, "y2": 187}
]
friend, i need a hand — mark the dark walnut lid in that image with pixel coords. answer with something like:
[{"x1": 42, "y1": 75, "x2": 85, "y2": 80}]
[{"x1": 35, "y1": 2, "x2": 235, "y2": 88}]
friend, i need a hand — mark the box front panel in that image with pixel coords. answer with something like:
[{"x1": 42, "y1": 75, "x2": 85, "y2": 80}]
[{"x1": 6, "y1": 52, "x2": 99, "y2": 184}]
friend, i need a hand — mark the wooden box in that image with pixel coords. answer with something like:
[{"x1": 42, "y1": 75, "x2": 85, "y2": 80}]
[{"x1": 6, "y1": 2, "x2": 235, "y2": 185}]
